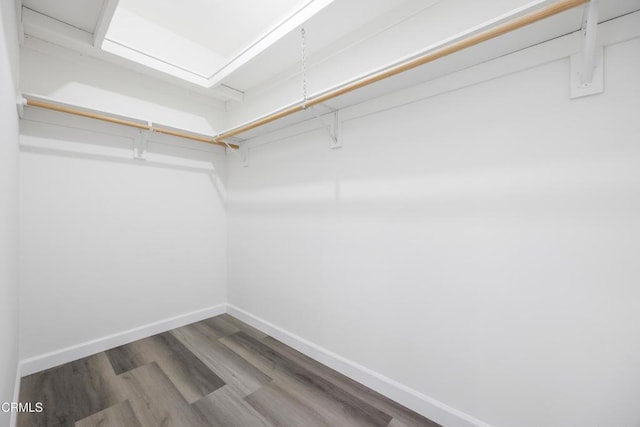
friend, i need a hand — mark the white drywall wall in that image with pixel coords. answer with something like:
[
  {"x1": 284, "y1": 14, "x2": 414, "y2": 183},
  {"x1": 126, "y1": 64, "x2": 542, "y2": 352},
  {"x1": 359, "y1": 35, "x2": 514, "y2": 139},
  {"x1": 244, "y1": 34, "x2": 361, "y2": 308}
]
[
  {"x1": 19, "y1": 115, "x2": 229, "y2": 361},
  {"x1": 0, "y1": 0, "x2": 20, "y2": 424},
  {"x1": 227, "y1": 36, "x2": 640, "y2": 427}
]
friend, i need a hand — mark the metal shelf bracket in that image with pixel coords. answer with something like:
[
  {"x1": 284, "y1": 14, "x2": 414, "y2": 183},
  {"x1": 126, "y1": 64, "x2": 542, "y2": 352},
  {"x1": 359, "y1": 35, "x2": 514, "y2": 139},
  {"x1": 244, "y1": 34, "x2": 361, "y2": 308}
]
[
  {"x1": 311, "y1": 107, "x2": 342, "y2": 149},
  {"x1": 570, "y1": 0, "x2": 603, "y2": 99},
  {"x1": 240, "y1": 145, "x2": 250, "y2": 167},
  {"x1": 133, "y1": 124, "x2": 151, "y2": 160}
]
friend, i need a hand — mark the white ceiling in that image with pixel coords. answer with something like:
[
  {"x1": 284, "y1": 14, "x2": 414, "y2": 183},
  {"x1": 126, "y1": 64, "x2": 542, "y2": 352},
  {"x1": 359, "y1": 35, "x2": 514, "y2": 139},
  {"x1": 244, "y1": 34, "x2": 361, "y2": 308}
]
[
  {"x1": 18, "y1": 0, "x2": 640, "y2": 104},
  {"x1": 20, "y1": 0, "x2": 427, "y2": 99}
]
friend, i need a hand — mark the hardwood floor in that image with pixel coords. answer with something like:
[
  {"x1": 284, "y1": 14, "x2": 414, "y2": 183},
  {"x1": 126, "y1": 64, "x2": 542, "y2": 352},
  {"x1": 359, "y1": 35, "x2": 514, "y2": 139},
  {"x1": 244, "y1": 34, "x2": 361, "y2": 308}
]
[{"x1": 18, "y1": 314, "x2": 440, "y2": 427}]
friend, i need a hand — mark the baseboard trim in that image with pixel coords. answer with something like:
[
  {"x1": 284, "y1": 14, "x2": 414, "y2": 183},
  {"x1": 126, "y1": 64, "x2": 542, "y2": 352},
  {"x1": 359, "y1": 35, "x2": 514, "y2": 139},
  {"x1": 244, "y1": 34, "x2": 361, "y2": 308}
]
[
  {"x1": 10, "y1": 362, "x2": 21, "y2": 427},
  {"x1": 18, "y1": 302, "x2": 491, "y2": 426},
  {"x1": 227, "y1": 304, "x2": 491, "y2": 427},
  {"x1": 19, "y1": 304, "x2": 226, "y2": 376}
]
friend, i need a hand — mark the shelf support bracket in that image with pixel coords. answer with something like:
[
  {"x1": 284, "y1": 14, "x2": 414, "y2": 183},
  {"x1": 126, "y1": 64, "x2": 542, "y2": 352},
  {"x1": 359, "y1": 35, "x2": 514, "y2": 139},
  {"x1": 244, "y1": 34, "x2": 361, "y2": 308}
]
[
  {"x1": 133, "y1": 124, "x2": 151, "y2": 160},
  {"x1": 310, "y1": 107, "x2": 342, "y2": 149},
  {"x1": 570, "y1": 0, "x2": 603, "y2": 99},
  {"x1": 240, "y1": 145, "x2": 250, "y2": 167}
]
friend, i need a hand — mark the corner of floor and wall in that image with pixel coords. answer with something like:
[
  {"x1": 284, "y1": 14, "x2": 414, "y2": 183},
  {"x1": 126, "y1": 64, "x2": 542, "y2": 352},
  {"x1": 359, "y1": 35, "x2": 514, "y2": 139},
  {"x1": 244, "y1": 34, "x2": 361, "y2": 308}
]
[
  {"x1": 222, "y1": 22, "x2": 640, "y2": 427},
  {"x1": 5, "y1": 5, "x2": 640, "y2": 427}
]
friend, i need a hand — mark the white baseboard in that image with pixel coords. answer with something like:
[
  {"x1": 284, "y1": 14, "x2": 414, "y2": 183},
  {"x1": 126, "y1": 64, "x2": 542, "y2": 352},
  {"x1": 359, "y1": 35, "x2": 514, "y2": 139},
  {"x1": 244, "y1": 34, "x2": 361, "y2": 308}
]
[
  {"x1": 18, "y1": 302, "x2": 490, "y2": 427},
  {"x1": 10, "y1": 362, "x2": 21, "y2": 427},
  {"x1": 19, "y1": 304, "x2": 226, "y2": 376},
  {"x1": 227, "y1": 304, "x2": 491, "y2": 427}
]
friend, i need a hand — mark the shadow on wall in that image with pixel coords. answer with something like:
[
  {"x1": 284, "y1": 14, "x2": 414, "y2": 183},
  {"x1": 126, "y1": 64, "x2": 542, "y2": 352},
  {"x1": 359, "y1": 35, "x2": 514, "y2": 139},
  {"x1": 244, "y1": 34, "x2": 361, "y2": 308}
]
[
  {"x1": 20, "y1": 106, "x2": 226, "y2": 174},
  {"x1": 20, "y1": 106, "x2": 231, "y2": 207},
  {"x1": 228, "y1": 134, "x2": 640, "y2": 222}
]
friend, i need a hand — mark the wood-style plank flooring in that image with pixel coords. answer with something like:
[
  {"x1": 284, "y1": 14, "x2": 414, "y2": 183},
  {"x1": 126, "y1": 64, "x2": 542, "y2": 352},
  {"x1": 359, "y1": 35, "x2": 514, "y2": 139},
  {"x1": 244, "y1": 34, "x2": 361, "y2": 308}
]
[{"x1": 18, "y1": 314, "x2": 440, "y2": 427}]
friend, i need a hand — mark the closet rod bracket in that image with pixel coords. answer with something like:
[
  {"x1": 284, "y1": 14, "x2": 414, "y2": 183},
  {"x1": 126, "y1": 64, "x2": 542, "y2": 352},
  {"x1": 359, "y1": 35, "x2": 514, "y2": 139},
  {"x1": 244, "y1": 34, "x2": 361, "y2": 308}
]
[
  {"x1": 310, "y1": 107, "x2": 342, "y2": 149},
  {"x1": 133, "y1": 124, "x2": 151, "y2": 160},
  {"x1": 240, "y1": 145, "x2": 250, "y2": 167},
  {"x1": 16, "y1": 97, "x2": 27, "y2": 118},
  {"x1": 570, "y1": 0, "x2": 603, "y2": 99}
]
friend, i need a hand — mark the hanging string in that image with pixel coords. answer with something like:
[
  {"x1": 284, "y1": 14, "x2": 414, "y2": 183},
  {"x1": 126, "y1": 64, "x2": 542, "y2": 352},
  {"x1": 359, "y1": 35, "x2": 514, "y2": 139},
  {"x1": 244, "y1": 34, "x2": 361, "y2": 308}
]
[{"x1": 300, "y1": 27, "x2": 308, "y2": 109}]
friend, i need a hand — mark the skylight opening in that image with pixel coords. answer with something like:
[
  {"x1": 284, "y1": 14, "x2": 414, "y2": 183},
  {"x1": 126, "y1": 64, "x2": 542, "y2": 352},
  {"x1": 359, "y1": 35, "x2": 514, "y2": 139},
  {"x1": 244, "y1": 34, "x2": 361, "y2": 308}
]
[{"x1": 102, "y1": 0, "x2": 335, "y2": 88}]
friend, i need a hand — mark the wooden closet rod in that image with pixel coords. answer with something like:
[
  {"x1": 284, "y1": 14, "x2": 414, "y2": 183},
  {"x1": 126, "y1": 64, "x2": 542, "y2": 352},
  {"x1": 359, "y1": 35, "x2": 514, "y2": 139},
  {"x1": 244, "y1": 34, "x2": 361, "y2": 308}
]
[
  {"x1": 213, "y1": 0, "x2": 588, "y2": 142},
  {"x1": 25, "y1": 98, "x2": 240, "y2": 149}
]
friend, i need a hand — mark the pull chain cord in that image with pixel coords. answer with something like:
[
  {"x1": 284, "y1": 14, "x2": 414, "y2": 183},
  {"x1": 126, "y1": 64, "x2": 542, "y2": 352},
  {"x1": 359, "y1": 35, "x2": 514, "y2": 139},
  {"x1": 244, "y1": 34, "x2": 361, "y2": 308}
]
[{"x1": 300, "y1": 27, "x2": 308, "y2": 109}]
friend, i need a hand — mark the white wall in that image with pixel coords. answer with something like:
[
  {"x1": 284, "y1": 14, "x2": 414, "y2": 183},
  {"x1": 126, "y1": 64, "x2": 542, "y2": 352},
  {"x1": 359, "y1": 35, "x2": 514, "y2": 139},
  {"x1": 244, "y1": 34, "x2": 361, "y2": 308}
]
[
  {"x1": 227, "y1": 35, "x2": 640, "y2": 427},
  {"x1": 0, "y1": 0, "x2": 21, "y2": 424},
  {"x1": 19, "y1": 112, "x2": 229, "y2": 363}
]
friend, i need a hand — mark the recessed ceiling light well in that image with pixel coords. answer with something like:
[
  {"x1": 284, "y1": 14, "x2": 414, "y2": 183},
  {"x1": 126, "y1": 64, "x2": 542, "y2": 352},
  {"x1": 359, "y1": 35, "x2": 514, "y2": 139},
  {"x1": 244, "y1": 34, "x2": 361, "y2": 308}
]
[{"x1": 102, "y1": 0, "x2": 335, "y2": 88}]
